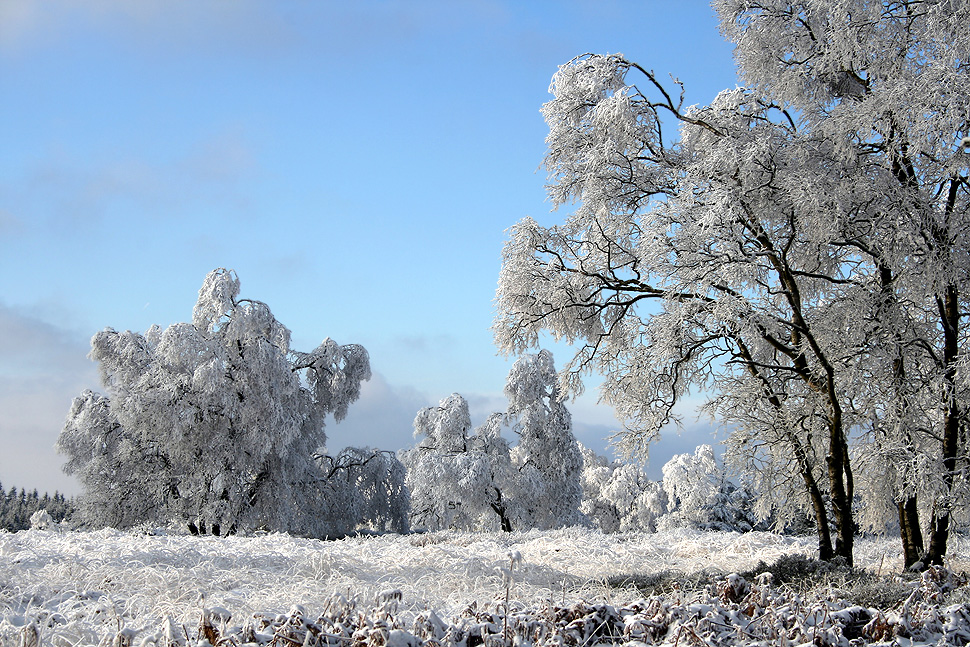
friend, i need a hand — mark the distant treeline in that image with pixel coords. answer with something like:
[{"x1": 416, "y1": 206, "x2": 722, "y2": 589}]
[{"x1": 0, "y1": 482, "x2": 73, "y2": 531}]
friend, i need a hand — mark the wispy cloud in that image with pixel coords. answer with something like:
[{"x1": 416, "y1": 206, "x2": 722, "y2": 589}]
[
  {"x1": 394, "y1": 333, "x2": 459, "y2": 354},
  {"x1": 2, "y1": 128, "x2": 260, "y2": 236},
  {"x1": 0, "y1": 0, "x2": 294, "y2": 59}
]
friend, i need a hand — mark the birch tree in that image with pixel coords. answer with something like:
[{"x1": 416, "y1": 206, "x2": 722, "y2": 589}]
[
  {"x1": 57, "y1": 268, "x2": 375, "y2": 535},
  {"x1": 578, "y1": 444, "x2": 667, "y2": 532},
  {"x1": 402, "y1": 351, "x2": 584, "y2": 531},
  {"x1": 400, "y1": 394, "x2": 517, "y2": 531},
  {"x1": 495, "y1": 55, "x2": 863, "y2": 563},
  {"x1": 506, "y1": 349, "x2": 585, "y2": 529},
  {"x1": 716, "y1": 0, "x2": 970, "y2": 567}
]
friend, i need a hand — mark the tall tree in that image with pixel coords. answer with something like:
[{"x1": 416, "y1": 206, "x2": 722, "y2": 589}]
[
  {"x1": 57, "y1": 268, "x2": 374, "y2": 536},
  {"x1": 495, "y1": 54, "x2": 863, "y2": 563},
  {"x1": 716, "y1": 0, "x2": 970, "y2": 566},
  {"x1": 506, "y1": 349, "x2": 585, "y2": 529}
]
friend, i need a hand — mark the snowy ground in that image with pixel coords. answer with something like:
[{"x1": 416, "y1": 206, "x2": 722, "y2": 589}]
[{"x1": 1, "y1": 527, "x2": 968, "y2": 646}]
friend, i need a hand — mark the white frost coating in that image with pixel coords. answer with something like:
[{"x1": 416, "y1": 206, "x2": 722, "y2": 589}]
[
  {"x1": 579, "y1": 444, "x2": 667, "y2": 533},
  {"x1": 506, "y1": 350, "x2": 584, "y2": 530},
  {"x1": 401, "y1": 396, "x2": 517, "y2": 531},
  {"x1": 192, "y1": 267, "x2": 241, "y2": 333},
  {"x1": 1, "y1": 528, "x2": 963, "y2": 647},
  {"x1": 56, "y1": 268, "x2": 374, "y2": 536},
  {"x1": 658, "y1": 445, "x2": 755, "y2": 532}
]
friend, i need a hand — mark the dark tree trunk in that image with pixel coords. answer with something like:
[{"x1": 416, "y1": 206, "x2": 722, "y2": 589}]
[
  {"x1": 491, "y1": 488, "x2": 513, "y2": 532},
  {"x1": 925, "y1": 512, "x2": 952, "y2": 567},
  {"x1": 827, "y1": 417, "x2": 854, "y2": 566},
  {"x1": 735, "y1": 336, "x2": 836, "y2": 562},
  {"x1": 790, "y1": 430, "x2": 834, "y2": 562},
  {"x1": 898, "y1": 495, "x2": 924, "y2": 569},
  {"x1": 877, "y1": 262, "x2": 924, "y2": 568},
  {"x1": 923, "y1": 286, "x2": 961, "y2": 566},
  {"x1": 807, "y1": 474, "x2": 834, "y2": 562},
  {"x1": 921, "y1": 180, "x2": 963, "y2": 567}
]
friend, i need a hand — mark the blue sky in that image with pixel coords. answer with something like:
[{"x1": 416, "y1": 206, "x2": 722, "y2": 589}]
[{"x1": 0, "y1": 1, "x2": 737, "y2": 496}]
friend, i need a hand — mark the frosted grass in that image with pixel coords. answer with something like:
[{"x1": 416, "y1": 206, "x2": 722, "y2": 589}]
[{"x1": 0, "y1": 527, "x2": 965, "y2": 645}]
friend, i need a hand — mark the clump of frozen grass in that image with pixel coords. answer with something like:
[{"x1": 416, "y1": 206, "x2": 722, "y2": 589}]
[
  {"x1": 28, "y1": 510, "x2": 52, "y2": 531},
  {"x1": 741, "y1": 551, "x2": 848, "y2": 585},
  {"x1": 497, "y1": 549, "x2": 522, "y2": 643}
]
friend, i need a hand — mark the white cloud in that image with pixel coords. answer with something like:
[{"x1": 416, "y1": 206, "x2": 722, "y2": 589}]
[
  {"x1": 324, "y1": 371, "x2": 433, "y2": 454},
  {"x1": 0, "y1": 304, "x2": 99, "y2": 496}
]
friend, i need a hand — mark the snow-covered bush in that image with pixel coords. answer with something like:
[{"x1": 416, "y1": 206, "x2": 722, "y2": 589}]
[{"x1": 28, "y1": 509, "x2": 52, "y2": 530}]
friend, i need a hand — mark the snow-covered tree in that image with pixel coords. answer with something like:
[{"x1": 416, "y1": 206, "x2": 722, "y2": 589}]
[
  {"x1": 495, "y1": 52, "x2": 859, "y2": 563},
  {"x1": 715, "y1": 0, "x2": 970, "y2": 567},
  {"x1": 507, "y1": 350, "x2": 585, "y2": 529},
  {"x1": 494, "y1": 0, "x2": 970, "y2": 566},
  {"x1": 578, "y1": 444, "x2": 666, "y2": 533},
  {"x1": 659, "y1": 444, "x2": 755, "y2": 533},
  {"x1": 313, "y1": 447, "x2": 410, "y2": 536},
  {"x1": 402, "y1": 350, "x2": 584, "y2": 531},
  {"x1": 401, "y1": 395, "x2": 516, "y2": 531},
  {"x1": 57, "y1": 268, "x2": 378, "y2": 536}
]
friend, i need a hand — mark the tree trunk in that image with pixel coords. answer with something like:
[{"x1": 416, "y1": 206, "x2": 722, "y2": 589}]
[
  {"x1": 491, "y1": 487, "x2": 513, "y2": 532},
  {"x1": 923, "y1": 283, "x2": 961, "y2": 566},
  {"x1": 924, "y1": 511, "x2": 951, "y2": 567},
  {"x1": 919, "y1": 177, "x2": 964, "y2": 567},
  {"x1": 735, "y1": 337, "x2": 836, "y2": 562},
  {"x1": 897, "y1": 495, "x2": 923, "y2": 569},
  {"x1": 877, "y1": 262, "x2": 924, "y2": 568},
  {"x1": 789, "y1": 430, "x2": 834, "y2": 561},
  {"x1": 827, "y1": 419, "x2": 854, "y2": 566},
  {"x1": 808, "y1": 483, "x2": 834, "y2": 562}
]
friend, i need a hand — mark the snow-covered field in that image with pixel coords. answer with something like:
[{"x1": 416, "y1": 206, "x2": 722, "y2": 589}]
[{"x1": 1, "y1": 527, "x2": 968, "y2": 646}]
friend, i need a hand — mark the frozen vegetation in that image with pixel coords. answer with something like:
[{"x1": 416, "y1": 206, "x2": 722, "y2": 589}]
[{"x1": 2, "y1": 527, "x2": 969, "y2": 646}]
